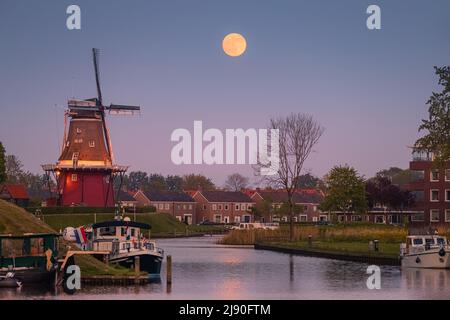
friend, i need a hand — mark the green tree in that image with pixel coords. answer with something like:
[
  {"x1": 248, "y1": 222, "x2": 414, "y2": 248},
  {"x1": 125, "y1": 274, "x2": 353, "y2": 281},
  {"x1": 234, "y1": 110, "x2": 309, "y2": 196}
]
[
  {"x1": 166, "y1": 175, "x2": 183, "y2": 192},
  {"x1": 224, "y1": 173, "x2": 249, "y2": 191},
  {"x1": 182, "y1": 174, "x2": 216, "y2": 191},
  {"x1": 0, "y1": 142, "x2": 6, "y2": 184},
  {"x1": 320, "y1": 165, "x2": 367, "y2": 221},
  {"x1": 5, "y1": 154, "x2": 25, "y2": 183},
  {"x1": 376, "y1": 167, "x2": 411, "y2": 186},
  {"x1": 148, "y1": 174, "x2": 168, "y2": 191},
  {"x1": 415, "y1": 66, "x2": 450, "y2": 166},
  {"x1": 296, "y1": 173, "x2": 321, "y2": 188}
]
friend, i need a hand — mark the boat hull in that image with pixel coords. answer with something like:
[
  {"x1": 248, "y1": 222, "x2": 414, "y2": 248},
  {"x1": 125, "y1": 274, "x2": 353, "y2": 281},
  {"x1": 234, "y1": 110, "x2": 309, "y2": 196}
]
[
  {"x1": 110, "y1": 252, "x2": 163, "y2": 276},
  {"x1": 401, "y1": 250, "x2": 450, "y2": 268},
  {"x1": 0, "y1": 269, "x2": 55, "y2": 285}
]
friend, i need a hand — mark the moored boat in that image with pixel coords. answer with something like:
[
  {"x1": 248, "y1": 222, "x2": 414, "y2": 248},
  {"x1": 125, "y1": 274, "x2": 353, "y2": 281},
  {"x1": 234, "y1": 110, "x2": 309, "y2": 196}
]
[
  {"x1": 400, "y1": 235, "x2": 450, "y2": 268},
  {"x1": 87, "y1": 218, "x2": 164, "y2": 276},
  {"x1": 0, "y1": 233, "x2": 59, "y2": 286}
]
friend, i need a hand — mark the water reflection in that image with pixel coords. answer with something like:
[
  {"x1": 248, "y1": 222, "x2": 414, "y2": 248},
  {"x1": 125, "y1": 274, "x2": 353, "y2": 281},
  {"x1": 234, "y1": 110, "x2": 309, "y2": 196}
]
[{"x1": 1, "y1": 236, "x2": 449, "y2": 299}]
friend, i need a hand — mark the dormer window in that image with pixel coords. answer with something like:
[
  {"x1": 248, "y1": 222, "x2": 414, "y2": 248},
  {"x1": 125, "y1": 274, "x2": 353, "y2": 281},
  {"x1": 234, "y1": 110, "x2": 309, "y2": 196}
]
[{"x1": 89, "y1": 140, "x2": 95, "y2": 148}]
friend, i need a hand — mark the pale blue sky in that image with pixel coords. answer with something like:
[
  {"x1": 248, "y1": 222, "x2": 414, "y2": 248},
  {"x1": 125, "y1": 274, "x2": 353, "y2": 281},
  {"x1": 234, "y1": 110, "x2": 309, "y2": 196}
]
[{"x1": 0, "y1": 0, "x2": 449, "y2": 185}]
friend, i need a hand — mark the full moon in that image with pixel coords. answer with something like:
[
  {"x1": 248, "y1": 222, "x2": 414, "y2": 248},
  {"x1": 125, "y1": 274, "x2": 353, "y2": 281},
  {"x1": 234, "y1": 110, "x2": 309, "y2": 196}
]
[{"x1": 222, "y1": 33, "x2": 247, "y2": 57}]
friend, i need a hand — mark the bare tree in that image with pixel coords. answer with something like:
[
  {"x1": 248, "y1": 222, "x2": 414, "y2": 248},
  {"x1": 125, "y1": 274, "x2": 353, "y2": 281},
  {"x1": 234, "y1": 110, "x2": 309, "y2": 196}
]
[
  {"x1": 224, "y1": 173, "x2": 249, "y2": 191},
  {"x1": 255, "y1": 113, "x2": 324, "y2": 241}
]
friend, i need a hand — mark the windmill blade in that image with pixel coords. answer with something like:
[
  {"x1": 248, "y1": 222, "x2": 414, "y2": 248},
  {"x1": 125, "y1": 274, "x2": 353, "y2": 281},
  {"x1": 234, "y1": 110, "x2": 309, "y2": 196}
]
[
  {"x1": 108, "y1": 104, "x2": 141, "y2": 115},
  {"x1": 92, "y1": 48, "x2": 103, "y2": 106}
]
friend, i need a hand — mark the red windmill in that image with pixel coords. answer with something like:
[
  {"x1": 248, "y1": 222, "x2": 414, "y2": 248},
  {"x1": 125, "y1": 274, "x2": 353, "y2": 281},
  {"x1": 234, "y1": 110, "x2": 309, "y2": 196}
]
[{"x1": 42, "y1": 49, "x2": 140, "y2": 207}]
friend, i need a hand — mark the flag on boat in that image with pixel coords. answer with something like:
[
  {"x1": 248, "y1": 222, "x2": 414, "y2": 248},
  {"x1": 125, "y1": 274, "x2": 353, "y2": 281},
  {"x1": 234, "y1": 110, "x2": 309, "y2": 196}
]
[{"x1": 74, "y1": 226, "x2": 87, "y2": 244}]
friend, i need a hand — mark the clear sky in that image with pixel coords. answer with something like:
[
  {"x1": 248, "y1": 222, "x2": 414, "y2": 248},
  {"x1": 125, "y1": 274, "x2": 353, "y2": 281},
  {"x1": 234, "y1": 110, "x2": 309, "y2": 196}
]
[{"x1": 1, "y1": 0, "x2": 449, "y2": 186}]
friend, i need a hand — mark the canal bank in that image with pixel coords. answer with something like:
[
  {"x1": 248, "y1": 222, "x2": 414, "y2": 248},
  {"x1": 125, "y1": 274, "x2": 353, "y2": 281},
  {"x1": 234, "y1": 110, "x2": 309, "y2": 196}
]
[{"x1": 254, "y1": 242, "x2": 400, "y2": 266}]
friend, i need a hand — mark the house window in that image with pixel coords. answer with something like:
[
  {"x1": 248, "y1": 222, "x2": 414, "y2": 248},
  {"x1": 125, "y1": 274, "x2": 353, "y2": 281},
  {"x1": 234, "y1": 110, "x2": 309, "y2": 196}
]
[
  {"x1": 218, "y1": 204, "x2": 222, "y2": 210},
  {"x1": 224, "y1": 204, "x2": 229, "y2": 210},
  {"x1": 430, "y1": 190, "x2": 439, "y2": 202},
  {"x1": 410, "y1": 170, "x2": 425, "y2": 182},
  {"x1": 164, "y1": 203, "x2": 170, "y2": 210},
  {"x1": 299, "y1": 215, "x2": 307, "y2": 222},
  {"x1": 203, "y1": 204, "x2": 207, "y2": 210},
  {"x1": 188, "y1": 204, "x2": 192, "y2": 210},
  {"x1": 431, "y1": 170, "x2": 440, "y2": 181},
  {"x1": 89, "y1": 140, "x2": 95, "y2": 148},
  {"x1": 235, "y1": 204, "x2": 240, "y2": 211},
  {"x1": 411, "y1": 212, "x2": 425, "y2": 222},
  {"x1": 446, "y1": 170, "x2": 450, "y2": 181},
  {"x1": 177, "y1": 204, "x2": 181, "y2": 210},
  {"x1": 212, "y1": 204, "x2": 217, "y2": 211},
  {"x1": 71, "y1": 174, "x2": 77, "y2": 182},
  {"x1": 247, "y1": 204, "x2": 252, "y2": 210},
  {"x1": 430, "y1": 210, "x2": 440, "y2": 222},
  {"x1": 176, "y1": 216, "x2": 182, "y2": 222},
  {"x1": 412, "y1": 190, "x2": 424, "y2": 202},
  {"x1": 76, "y1": 127, "x2": 82, "y2": 134},
  {"x1": 313, "y1": 206, "x2": 317, "y2": 212},
  {"x1": 338, "y1": 215, "x2": 345, "y2": 222},
  {"x1": 446, "y1": 190, "x2": 450, "y2": 202},
  {"x1": 240, "y1": 204, "x2": 246, "y2": 210},
  {"x1": 158, "y1": 203, "x2": 163, "y2": 210},
  {"x1": 234, "y1": 216, "x2": 241, "y2": 223},
  {"x1": 446, "y1": 210, "x2": 450, "y2": 222},
  {"x1": 375, "y1": 215, "x2": 385, "y2": 224},
  {"x1": 183, "y1": 204, "x2": 187, "y2": 210},
  {"x1": 312, "y1": 217, "x2": 318, "y2": 222},
  {"x1": 351, "y1": 215, "x2": 362, "y2": 222},
  {"x1": 223, "y1": 216, "x2": 230, "y2": 224},
  {"x1": 214, "y1": 214, "x2": 222, "y2": 223}
]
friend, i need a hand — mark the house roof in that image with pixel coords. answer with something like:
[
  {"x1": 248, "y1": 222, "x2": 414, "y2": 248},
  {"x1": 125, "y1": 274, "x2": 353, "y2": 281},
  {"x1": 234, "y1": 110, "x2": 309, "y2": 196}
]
[
  {"x1": 143, "y1": 191, "x2": 195, "y2": 202},
  {"x1": 1, "y1": 184, "x2": 29, "y2": 199},
  {"x1": 116, "y1": 190, "x2": 137, "y2": 202},
  {"x1": 199, "y1": 191, "x2": 253, "y2": 203},
  {"x1": 255, "y1": 189, "x2": 323, "y2": 204}
]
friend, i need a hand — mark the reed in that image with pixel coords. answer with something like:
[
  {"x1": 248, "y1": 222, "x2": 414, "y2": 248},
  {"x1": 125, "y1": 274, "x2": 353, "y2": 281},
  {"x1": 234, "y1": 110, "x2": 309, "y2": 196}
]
[{"x1": 219, "y1": 224, "x2": 409, "y2": 245}]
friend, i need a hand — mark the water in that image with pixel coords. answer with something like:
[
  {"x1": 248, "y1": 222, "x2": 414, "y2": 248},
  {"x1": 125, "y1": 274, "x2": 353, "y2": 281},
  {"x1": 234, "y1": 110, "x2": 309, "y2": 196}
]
[{"x1": 2, "y1": 236, "x2": 450, "y2": 300}]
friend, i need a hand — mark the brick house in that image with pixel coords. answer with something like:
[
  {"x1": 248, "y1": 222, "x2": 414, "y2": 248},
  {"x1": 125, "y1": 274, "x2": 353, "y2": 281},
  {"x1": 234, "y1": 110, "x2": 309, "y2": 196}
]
[
  {"x1": 116, "y1": 190, "x2": 139, "y2": 208},
  {"x1": 405, "y1": 149, "x2": 450, "y2": 227},
  {"x1": 133, "y1": 190, "x2": 196, "y2": 224},
  {"x1": 249, "y1": 189, "x2": 325, "y2": 223},
  {"x1": 0, "y1": 184, "x2": 30, "y2": 207},
  {"x1": 192, "y1": 191, "x2": 254, "y2": 224}
]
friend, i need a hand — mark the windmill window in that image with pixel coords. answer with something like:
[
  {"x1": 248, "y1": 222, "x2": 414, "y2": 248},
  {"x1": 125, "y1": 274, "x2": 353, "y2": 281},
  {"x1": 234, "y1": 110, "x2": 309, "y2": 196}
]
[
  {"x1": 72, "y1": 152, "x2": 79, "y2": 160},
  {"x1": 89, "y1": 140, "x2": 95, "y2": 148},
  {"x1": 74, "y1": 138, "x2": 83, "y2": 144},
  {"x1": 71, "y1": 174, "x2": 78, "y2": 182},
  {"x1": 76, "y1": 128, "x2": 82, "y2": 134}
]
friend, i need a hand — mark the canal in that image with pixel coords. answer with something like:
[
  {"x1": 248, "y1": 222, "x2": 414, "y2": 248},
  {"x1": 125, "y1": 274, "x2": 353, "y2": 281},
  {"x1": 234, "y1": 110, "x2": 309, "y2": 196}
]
[{"x1": 1, "y1": 236, "x2": 450, "y2": 299}]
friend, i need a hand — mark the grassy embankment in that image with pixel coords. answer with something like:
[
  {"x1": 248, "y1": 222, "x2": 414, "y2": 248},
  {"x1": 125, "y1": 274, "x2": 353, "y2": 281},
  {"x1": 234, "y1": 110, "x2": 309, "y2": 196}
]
[
  {"x1": 42, "y1": 212, "x2": 226, "y2": 237},
  {"x1": 0, "y1": 200, "x2": 136, "y2": 276},
  {"x1": 220, "y1": 224, "x2": 450, "y2": 258}
]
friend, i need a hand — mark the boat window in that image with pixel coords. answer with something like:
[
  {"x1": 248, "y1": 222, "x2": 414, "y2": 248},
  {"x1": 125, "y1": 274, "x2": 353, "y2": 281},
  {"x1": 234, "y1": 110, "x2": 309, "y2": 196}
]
[
  {"x1": 121, "y1": 227, "x2": 126, "y2": 236},
  {"x1": 131, "y1": 228, "x2": 136, "y2": 237},
  {"x1": 413, "y1": 238, "x2": 423, "y2": 245},
  {"x1": 98, "y1": 227, "x2": 116, "y2": 236},
  {"x1": 437, "y1": 238, "x2": 446, "y2": 245},
  {"x1": 425, "y1": 238, "x2": 434, "y2": 246}
]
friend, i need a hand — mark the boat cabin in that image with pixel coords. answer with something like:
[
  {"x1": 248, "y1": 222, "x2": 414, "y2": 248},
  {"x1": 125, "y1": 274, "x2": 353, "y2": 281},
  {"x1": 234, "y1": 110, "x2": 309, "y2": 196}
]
[
  {"x1": 0, "y1": 233, "x2": 59, "y2": 271},
  {"x1": 89, "y1": 220, "x2": 152, "y2": 254},
  {"x1": 402, "y1": 235, "x2": 448, "y2": 255}
]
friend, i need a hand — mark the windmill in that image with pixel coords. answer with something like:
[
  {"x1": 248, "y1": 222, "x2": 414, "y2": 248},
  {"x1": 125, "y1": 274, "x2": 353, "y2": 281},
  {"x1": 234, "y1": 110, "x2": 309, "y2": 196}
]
[{"x1": 43, "y1": 48, "x2": 140, "y2": 207}]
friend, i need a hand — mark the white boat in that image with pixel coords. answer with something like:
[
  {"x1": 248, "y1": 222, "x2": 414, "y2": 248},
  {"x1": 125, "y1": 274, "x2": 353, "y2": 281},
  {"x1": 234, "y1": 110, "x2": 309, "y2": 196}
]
[{"x1": 400, "y1": 235, "x2": 450, "y2": 268}]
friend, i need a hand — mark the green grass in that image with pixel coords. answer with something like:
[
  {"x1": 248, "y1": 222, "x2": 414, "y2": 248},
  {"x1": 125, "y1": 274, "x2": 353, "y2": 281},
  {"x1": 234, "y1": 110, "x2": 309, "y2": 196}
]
[
  {"x1": 43, "y1": 212, "x2": 227, "y2": 236},
  {"x1": 268, "y1": 240, "x2": 400, "y2": 258}
]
